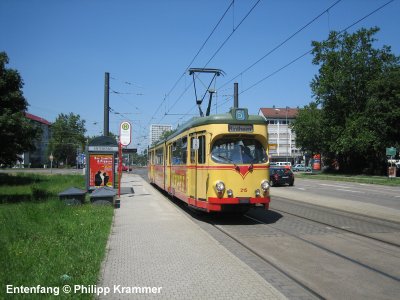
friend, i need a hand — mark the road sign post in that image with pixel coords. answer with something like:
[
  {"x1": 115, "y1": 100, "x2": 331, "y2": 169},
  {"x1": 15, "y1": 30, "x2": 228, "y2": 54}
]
[
  {"x1": 118, "y1": 121, "x2": 132, "y2": 197},
  {"x1": 386, "y1": 147, "x2": 398, "y2": 179}
]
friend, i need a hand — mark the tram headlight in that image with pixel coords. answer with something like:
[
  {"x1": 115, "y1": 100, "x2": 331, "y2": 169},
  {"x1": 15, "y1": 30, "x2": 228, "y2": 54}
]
[
  {"x1": 261, "y1": 180, "x2": 270, "y2": 192},
  {"x1": 215, "y1": 181, "x2": 225, "y2": 193},
  {"x1": 255, "y1": 189, "x2": 261, "y2": 196},
  {"x1": 227, "y1": 189, "x2": 233, "y2": 197}
]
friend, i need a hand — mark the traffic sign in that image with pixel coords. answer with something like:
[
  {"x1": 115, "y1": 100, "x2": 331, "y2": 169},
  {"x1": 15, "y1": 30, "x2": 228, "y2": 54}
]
[
  {"x1": 386, "y1": 147, "x2": 396, "y2": 157},
  {"x1": 120, "y1": 121, "x2": 131, "y2": 146}
]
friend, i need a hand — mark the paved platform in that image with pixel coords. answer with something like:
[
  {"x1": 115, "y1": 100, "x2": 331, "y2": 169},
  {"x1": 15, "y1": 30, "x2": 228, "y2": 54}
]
[{"x1": 98, "y1": 173, "x2": 286, "y2": 299}]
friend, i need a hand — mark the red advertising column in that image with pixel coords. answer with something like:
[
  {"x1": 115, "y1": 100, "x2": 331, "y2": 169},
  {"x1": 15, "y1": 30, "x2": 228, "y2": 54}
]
[{"x1": 312, "y1": 154, "x2": 321, "y2": 171}]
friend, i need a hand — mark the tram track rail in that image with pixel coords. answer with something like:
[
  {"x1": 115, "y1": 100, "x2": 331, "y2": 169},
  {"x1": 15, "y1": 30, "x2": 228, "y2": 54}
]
[
  {"x1": 169, "y1": 193, "x2": 400, "y2": 298},
  {"x1": 155, "y1": 188, "x2": 324, "y2": 299},
  {"x1": 207, "y1": 207, "x2": 400, "y2": 299},
  {"x1": 240, "y1": 214, "x2": 400, "y2": 283},
  {"x1": 269, "y1": 196, "x2": 400, "y2": 248},
  {"x1": 209, "y1": 220, "x2": 326, "y2": 300},
  {"x1": 205, "y1": 200, "x2": 400, "y2": 299},
  {"x1": 272, "y1": 207, "x2": 400, "y2": 248}
]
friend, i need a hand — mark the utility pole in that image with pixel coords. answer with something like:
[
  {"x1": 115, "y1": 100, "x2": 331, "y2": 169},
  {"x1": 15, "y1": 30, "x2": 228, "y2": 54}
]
[
  {"x1": 234, "y1": 82, "x2": 239, "y2": 108},
  {"x1": 104, "y1": 72, "x2": 110, "y2": 136}
]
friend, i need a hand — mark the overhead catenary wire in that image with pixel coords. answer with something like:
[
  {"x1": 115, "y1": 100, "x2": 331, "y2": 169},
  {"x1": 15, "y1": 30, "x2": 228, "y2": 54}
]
[
  {"x1": 152, "y1": 0, "x2": 262, "y2": 125},
  {"x1": 238, "y1": 0, "x2": 395, "y2": 96},
  {"x1": 203, "y1": 0, "x2": 261, "y2": 68},
  {"x1": 177, "y1": 0, "x2": 344, "y2": 117},
  {"x1": 218, "y1": 0, "x2": 343, "y2": 91},
  {"x1": 208, "y1": 0, "x2": 395, "y2": 115},
  {"x1": 146, "y1": 0, "x2": 235, "y2": 129}
]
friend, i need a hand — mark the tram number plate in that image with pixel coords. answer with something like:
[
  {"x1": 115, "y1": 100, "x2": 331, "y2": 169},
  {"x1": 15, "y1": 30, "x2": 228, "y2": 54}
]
[
  {"x1": 228, "y1": 124, "x2": 253, "y2": 132},
  {"x1": 238, "y1": 198, "x2": 250, "y2": 204}
]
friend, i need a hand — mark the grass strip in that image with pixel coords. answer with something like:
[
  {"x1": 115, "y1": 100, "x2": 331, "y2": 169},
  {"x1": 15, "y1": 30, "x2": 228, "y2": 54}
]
[
  {"x1": 0, "y1": 173, "x2": 114, "y2": 299},
  {"x1": 295, "y1": 172, "x2": 400, "y2": 186}
]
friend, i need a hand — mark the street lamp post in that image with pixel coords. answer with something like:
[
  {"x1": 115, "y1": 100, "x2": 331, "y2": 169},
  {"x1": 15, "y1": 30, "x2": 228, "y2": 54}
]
[{"x1": 49, "y1": 153, "x2": 54, "y2": 174}]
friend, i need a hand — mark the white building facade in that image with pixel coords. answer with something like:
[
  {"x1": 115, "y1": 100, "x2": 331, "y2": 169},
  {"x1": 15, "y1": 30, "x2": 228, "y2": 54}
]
[
  {"x1": 258, "y1": 107, "x2": 301, "y2": 163},
  {"x1": 149, "y1": 124, "x2": 173, "y2": 146}
]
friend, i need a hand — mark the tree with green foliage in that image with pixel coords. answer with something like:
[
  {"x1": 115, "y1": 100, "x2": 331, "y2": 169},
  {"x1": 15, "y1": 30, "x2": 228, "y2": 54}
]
[
  {"x1": 129, "y1": 151, "x2": 148, "y2": 166},
  {"x1": 86, "y1": 132, "x2": 118, "y2": 145},
  {"x1": 293, "y1": 27, "x2": 400, "y2": 174},
  {"x1": 48, "y1": 113, "x2": 86, "y2": 166},
  {"x1": 291, "y1": 102, "x2": 324, "y2": 157},
  {"x1": 0, "y1": 52, "x2": 41, "y2": 166}
]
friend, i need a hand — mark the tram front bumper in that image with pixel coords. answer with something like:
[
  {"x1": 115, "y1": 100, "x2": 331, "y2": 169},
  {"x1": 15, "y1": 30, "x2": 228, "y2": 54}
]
[{"x1": 207, "y1": 196, "x2": 270, "y2": 211}]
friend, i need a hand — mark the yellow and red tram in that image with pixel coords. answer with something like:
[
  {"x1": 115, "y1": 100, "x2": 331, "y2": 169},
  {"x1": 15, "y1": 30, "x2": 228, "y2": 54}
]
[{"x1": 148, "y1": 108, "x2": 271, "y2": 213}]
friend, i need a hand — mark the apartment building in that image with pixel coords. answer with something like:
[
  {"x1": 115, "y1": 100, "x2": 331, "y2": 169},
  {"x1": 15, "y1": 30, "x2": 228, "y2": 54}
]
[{"x1": 258, "y1": 107, "x2": 301, "y2": 163}]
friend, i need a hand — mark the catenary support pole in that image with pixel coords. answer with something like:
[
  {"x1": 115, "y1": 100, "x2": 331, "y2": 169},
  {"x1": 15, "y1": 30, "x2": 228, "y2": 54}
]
[
  {"x1": 234, "y1": 82, "x2": 239, "y2": 108},
  {"x1": 104, "y1": 72, "x2": 110, "y2": 136}
]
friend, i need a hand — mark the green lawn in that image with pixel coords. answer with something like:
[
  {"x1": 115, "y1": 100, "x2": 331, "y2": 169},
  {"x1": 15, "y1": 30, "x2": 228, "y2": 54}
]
[
  {"x1": 295, "y1": 172, "x2": 400, "y2": 186},
  {"x1": 0, "y1": 173, "x2": 114, "y2": 299}
]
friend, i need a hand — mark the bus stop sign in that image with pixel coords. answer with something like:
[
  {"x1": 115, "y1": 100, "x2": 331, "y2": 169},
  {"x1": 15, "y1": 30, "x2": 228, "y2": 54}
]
[{"x1": 120, "y1": 121, "x2": 131, "y2": 146}]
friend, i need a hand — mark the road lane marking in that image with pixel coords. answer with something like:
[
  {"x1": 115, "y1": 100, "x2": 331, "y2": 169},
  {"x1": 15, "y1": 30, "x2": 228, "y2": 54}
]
[
  {"x1": 335, "y1": 188, "x2": 364, "y2": 193},
  {"x1": 320, "y1": 183, "x2": 353, "y2": 189}
]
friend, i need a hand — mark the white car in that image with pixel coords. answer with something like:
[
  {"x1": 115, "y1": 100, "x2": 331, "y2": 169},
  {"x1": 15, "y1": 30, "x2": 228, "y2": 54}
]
[{"x1": 292, "y1": 164, "x2": 311, "y2": 172}]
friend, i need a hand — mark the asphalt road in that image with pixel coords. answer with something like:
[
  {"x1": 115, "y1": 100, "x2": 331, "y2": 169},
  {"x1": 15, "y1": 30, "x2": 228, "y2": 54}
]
[{"x1": 287, "y1": 178, "x2": 400, "y2": 210}]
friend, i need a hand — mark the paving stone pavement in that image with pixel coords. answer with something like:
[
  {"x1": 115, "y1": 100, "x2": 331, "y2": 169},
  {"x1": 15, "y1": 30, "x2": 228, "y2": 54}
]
[{"x1": 98, "y1": 173, "x2": 286, "y2": 299}]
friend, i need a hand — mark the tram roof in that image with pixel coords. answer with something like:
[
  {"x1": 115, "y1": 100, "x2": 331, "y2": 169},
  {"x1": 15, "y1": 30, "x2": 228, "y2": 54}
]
[{"x1": 152, "y1": 109, "x2": 267, "y2": 147}]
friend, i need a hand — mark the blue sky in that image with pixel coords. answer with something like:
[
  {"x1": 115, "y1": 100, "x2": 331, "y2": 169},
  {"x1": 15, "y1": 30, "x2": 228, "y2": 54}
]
[{"x1": 1, "y1": 0, "x2": 399, "y2": 153}]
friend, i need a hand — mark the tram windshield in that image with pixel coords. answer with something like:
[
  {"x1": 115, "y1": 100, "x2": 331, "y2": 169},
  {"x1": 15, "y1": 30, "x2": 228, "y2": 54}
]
[{"x1": 211, "y1": 138, "x2": 268, "y2": 164}]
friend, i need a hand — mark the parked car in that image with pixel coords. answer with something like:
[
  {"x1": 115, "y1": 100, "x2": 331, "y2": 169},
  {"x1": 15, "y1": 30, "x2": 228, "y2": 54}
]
[
  {"x1": 274, "y1": 162, "x2": 292, "y2": 167},
  {"x1": 292, "y1": 164, "x2": 312, "y2": 172},
  {"x1": 270, "y1": 167, "x2": 294, "y2": 186}
]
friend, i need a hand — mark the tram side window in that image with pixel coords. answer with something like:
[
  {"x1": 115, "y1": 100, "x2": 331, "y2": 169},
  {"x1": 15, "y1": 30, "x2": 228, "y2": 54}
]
[
  {"x1": 190, "y1": 137, "x2": 196, "y2": 164},
  {"x1": 155, "y1": 148, "x2": 163, "y2": 165},
  {"x1": 170, "y1": 137, "x2": 188, "y2": 165},
  {"x1": 172, "y1": 140, "x2": 183, "y2": 165},
  {"x1": 181, "y1": 137, "x2": 187, "y2": 164},
  {"x1": 198, "y1": 136, "x2": 205, "y2": 164}
]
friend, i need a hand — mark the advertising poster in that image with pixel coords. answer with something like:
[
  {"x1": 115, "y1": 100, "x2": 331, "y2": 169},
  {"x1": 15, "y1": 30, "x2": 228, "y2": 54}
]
[
  {"x1": 312, "y1": 154, "x2": 321, "y2": 171},
  {"x1": 89, "y1": 154, "x2": 114, "y2": 188}
]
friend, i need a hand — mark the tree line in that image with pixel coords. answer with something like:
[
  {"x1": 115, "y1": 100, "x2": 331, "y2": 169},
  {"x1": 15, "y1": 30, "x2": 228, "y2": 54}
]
[{"x1": 292, "y1": 27, "x2": 399, "y2": 174}]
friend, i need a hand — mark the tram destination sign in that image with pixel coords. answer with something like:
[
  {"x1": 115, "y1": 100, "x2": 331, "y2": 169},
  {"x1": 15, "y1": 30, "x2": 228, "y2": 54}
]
[{"x1": 228, "y1": 124, "x2": 254, "y2": 132}]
